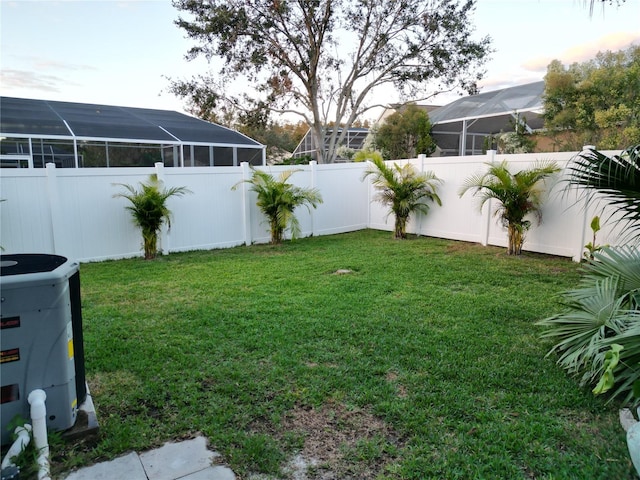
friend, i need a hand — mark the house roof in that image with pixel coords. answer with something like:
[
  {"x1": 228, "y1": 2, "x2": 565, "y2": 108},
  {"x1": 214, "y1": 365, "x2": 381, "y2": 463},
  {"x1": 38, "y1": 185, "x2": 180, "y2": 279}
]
[{"x1": 0, "y1": 96, "x2": 261, "y2": 146}]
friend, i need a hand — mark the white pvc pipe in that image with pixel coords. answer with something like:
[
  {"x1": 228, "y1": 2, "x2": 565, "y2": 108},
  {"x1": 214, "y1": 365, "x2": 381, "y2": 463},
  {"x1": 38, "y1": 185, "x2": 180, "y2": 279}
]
[
  {"x1": 28, "y1": 389, "x2": 51, "y2": 480},
  {"x1": 628, "y1": 406, "x2": 640, "y2": 476},
  {"x1": 1, "y1": 424, "x2": 32, "y2": 469}
]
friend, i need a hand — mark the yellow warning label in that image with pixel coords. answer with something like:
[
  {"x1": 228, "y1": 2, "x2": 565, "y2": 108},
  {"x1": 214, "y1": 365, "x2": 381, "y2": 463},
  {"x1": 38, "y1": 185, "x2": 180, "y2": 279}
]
[
  {"x1": 72, "y1": 398, "x2": 77, "y2": 409},
  {"x1": 0, "y1": 348, "x2": 20, "y2": 364},
  {"x1": 68, "y1": 339, "x2": 74, "y2": 360}
]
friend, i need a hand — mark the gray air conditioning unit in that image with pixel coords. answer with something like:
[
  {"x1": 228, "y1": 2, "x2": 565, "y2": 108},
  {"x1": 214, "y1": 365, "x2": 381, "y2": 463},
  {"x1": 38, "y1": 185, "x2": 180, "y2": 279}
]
[{"x1": 1, "y1": 254, "x2": 87, "y2": 446}]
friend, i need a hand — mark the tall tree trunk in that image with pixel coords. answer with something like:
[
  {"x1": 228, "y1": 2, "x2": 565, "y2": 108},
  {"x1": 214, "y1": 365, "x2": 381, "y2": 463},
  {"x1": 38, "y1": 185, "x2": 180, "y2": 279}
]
[{"x1": 311, "y1": 122, "x2": 326, "y2": 164}]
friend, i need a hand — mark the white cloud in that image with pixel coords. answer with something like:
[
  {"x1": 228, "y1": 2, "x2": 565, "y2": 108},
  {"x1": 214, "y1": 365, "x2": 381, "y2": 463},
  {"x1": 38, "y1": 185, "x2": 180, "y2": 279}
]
[
  {"x1": 10, "y1": 54, "x2": 100, "y2": 72},
  {"x1": 562, "y1": 32, "x2": 640, "y2": 63},
  {"x1": 0, "y1": 69, "x2": 66, "y2": 93},
  {"x1": 32, "y1": 59, "x2": 99, "y2": 72},
  {"x1": 521, "y1": 58, "x2": 551, "y2": 73},
  {"x1": 522, "y1": 31, "x2": 640, "y2": 71}
]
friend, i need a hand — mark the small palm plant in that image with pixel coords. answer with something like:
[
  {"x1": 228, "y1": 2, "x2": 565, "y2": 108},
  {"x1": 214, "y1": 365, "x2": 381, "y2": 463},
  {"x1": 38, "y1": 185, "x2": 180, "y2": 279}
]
[
  {"x1": 459, "y1": 160, "x2": 560, "y2": 255},
  {"x1": 234, "y1": 168, "x2": 322, "y2": 244},
  {"x1": 114, "y1": 175, "x2": 191, "y2": 260},
  {"x1": 583, "y1": 215, "x2": 607, "y2": 261},
  {"x1": 363, "y1": 157, "x2": 442, "y2": 239}
]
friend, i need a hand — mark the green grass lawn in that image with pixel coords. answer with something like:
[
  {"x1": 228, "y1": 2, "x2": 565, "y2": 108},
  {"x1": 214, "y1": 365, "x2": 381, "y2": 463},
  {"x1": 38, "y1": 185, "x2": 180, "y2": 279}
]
[{"x1": 54, "y1": 230, "x2": 636, "y2": 478}]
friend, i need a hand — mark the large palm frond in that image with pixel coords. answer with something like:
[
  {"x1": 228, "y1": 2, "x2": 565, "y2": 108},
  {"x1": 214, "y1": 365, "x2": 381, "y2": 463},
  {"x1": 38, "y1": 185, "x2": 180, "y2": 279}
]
[
  {"x1": 566, "y1": 145, "x2": 640, "y2": 240},
  {"x1": 570, "y1": 245, "x2": 640, "y2": 306},
  {"x1": 537, "y1": 273, "x2": 631, "y2": 377},
  {"x1": 537, "y1": 245, "x2": 640, "y2": 404},
  {"x1": 598, "y1": 321, "x2": 640, "y2": 404}
]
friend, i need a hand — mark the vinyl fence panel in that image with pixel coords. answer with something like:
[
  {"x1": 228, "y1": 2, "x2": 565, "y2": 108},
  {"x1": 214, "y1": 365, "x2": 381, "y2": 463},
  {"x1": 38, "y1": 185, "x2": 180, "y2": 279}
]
[
  {"x1": 0, "y1": 170, "x2": 52, "y2": 253},
  {"x1": 155, "y1": 165, "x2": 247, "y2": 253},
  {"x1": 314, "y1": 163, "x2": 369, "y2": 236},
  {"x1": 0, "y1": 149, "x2": 629, "y2": 263}
]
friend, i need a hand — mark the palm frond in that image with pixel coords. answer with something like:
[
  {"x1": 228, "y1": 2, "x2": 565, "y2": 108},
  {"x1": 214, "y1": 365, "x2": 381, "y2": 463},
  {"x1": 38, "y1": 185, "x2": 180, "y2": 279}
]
[
  {"x1": 113, "y1": 175, "x2": 191, "y2": 259},
  {"x1": 597, "y1": 319, "x2": 640, "y2": 403},
  {"x1": 566, "y1": 145, "x2": 640, "y2": 241},
  {"x1": 460, "y1": 160, "x2": 559, "y2": 254},
  {"x1": 234, "y1": 167, "x2": 322, "y2": 243},
  {"x1": 538, "y1": 244, "x2": 640, "y2": 405},
  {"x1": 538, "y1": 274, "x2": 630, "y2": 375},
  {"x1": 570, "y1": 246, "x2": 640, "y2": 308},
  {"x1": 364, "y1": 159, "x2": 442, "y2": 238}
]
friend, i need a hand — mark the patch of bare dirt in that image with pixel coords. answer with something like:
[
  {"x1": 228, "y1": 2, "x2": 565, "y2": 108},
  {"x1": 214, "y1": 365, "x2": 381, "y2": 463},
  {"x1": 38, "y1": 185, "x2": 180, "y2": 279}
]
[
  {"x1": 272, "y1": 403, "x2": 404, "y2": 479},
  {"x1": 247, "y1": 402, "x2": 404, "y2": 479},
  {"x1": 332, "y1": 269, "x2": 354, "y2": 275},
  {"x1": 444, "y1": 241, "x2": 490, "y2": 254}
]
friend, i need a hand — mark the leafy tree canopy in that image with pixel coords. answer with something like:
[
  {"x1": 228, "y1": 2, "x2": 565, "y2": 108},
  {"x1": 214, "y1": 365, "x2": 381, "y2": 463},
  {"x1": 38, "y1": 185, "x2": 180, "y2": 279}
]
[
  {"x1": 374, "y1": 104, "x2": 436, "y2": 160},
  {"x1": 242, "y1": 120, "x2": 308, "y2": 160},
  {"x1": 170, "y1": 0, "x2": 491, "y2": 163},
  {"x1": 542, "y1": 45, "x2": 640, "y2": 150}
]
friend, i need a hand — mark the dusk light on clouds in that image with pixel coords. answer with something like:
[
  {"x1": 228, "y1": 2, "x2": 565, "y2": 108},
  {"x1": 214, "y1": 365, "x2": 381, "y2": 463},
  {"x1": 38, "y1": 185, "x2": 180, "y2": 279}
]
[{"x1": 522, "y1": 32, "x2": 640, "y2": 72}]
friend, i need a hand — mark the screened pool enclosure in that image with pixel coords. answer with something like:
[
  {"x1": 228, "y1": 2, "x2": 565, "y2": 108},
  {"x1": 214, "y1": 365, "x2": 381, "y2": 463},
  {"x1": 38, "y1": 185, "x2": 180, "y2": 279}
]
[
  {"x1": 428, "y1": 81, "x2": 545, "y2": 156},
  {"x1": 291, "y1": 127, "x2": 369, "y2": 162},
  {"x1": 0, "y1": 97, "x2": 265, "y2": 168}
]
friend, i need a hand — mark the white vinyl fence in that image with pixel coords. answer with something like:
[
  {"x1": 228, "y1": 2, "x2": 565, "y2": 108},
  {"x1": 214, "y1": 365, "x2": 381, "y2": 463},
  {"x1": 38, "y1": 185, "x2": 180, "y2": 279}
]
[
  {"x1": 370, "y1": 150, "x2": 628, "y2": 261},
  {"x1": 0, "y1": 150, "x2": 627, "y2": 263}
]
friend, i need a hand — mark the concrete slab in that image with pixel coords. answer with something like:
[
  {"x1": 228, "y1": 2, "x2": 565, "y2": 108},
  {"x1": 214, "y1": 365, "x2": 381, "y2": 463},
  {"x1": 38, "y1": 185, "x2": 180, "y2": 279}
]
[
  {"x1": 139, "y1": 436, "x2": 217, "y2": 480},
  {"x1": 180, "y1": 466, "x2": 236, "y2": 480},
  {"x1": 62, "y1": 387, "x2": 100, "y2": 443},
  {"x1": 63, "y1": 452, "x2": 147, "y2": 480}
]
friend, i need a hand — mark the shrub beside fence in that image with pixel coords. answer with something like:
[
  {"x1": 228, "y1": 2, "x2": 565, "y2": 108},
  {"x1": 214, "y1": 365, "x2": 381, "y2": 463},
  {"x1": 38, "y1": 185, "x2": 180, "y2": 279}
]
[{"x1": 0, "y1": 150, "x2": 624, "y2": 262}]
